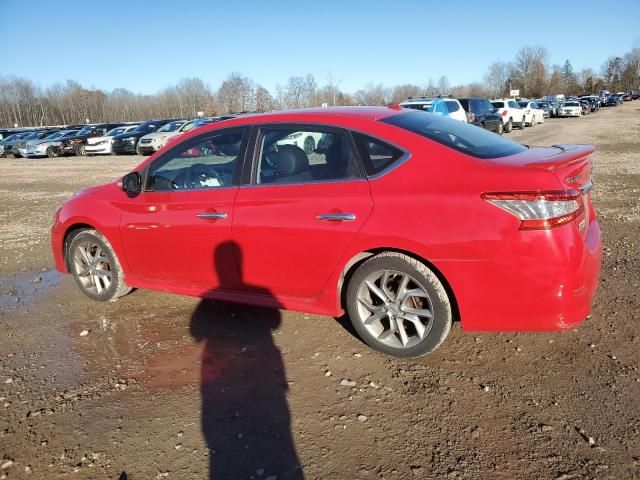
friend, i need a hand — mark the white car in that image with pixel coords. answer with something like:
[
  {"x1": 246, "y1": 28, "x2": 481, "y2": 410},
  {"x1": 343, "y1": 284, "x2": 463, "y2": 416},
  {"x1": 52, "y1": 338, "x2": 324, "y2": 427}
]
[
  {"x1": 517, "y1": 100, "x2": 545, "y2": 126},
  {"x1": 557, "y1": 101, "x2": 582, "y2": 117},
  {"x1": 490, "y1": 99, "x2": 525, "y2": 132},
  {"x1": 276, "y1": 130, "x2": 325, "y2": 154},
  {"x1": 85, "y1": 125, "x2": 140, "y2": 155},
  {"x1": 137, "y1": 120, "x2": 188, "y2": 155},
  {"x1": 400, "y1": 97, "x2": 467, "y2": 122}
]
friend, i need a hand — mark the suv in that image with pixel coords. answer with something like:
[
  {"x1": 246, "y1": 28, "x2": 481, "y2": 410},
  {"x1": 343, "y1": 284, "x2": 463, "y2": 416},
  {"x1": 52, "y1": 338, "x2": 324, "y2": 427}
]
[
  {"x1": 457, "y1": 98, "x2": 503, "y2": 133},
  {"x1": 490, "y1": 99, "x2": 525, "y2": 132},
  {"x1": 400, "y1": 97, "x2": 467, "y2": 122},
  {"x1": 517, "y1": 100, "x2": 545, "y2": 126}
]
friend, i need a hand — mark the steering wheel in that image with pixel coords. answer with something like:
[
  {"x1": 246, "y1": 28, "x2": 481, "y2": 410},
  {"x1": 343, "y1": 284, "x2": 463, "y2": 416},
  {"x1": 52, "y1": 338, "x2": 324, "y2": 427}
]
[{"x1": 184, "y1": 163, "x2": 221, "y2": 189}]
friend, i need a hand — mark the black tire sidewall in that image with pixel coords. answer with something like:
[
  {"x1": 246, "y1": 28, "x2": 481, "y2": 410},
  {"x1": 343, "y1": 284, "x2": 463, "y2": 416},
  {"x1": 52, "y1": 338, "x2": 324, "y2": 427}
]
[
  {"x1": 68, "y1": 232, "x2": 121, "y2": 301},
  {"x1": 346, "y1": 255, "x2": 451, "y2": 358}
]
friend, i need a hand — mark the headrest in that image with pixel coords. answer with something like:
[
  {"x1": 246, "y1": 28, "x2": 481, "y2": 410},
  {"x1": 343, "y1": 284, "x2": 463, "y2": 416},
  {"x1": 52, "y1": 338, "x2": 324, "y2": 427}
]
[{"x1": 275, "y1": 145, "x2": 309, "y2": 175}]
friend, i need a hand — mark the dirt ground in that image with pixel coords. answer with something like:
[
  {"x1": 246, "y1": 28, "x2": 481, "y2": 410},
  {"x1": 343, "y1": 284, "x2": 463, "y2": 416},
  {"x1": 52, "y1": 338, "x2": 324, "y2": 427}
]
[{"x1": 0, "y1": 103, "x2": 639, "y2": 480}]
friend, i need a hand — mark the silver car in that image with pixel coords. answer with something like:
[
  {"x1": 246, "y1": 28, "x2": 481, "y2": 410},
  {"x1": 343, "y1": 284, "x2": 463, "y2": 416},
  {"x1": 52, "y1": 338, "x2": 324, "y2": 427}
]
[{"x1": 20, "y1": 130, "x2": 80, "y2": 158}]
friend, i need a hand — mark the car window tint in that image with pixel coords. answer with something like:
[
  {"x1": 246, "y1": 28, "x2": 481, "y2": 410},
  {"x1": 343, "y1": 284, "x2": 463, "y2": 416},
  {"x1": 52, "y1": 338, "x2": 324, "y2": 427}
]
[
  {"x1": 352, "y1": 132, "x2": 404, "y2": 175},
  {"x1": 380, "y1": 111, "x2": 527, "y2": 159},
  {"x1": 491, "y1": 102, "x2": 504, "y2": 109},
  {"x1": 445, "y1": 101, "x2": 460, "y2": 113},
  {"x1": 256, "y1": 128, "x2": 360, "y2": 185},
  {"x1": 147, "y1": 130, "x2": 244, "y2": 191},
  {"x1": 434, "y1": 102, "x2": 448, "y2": 115}
]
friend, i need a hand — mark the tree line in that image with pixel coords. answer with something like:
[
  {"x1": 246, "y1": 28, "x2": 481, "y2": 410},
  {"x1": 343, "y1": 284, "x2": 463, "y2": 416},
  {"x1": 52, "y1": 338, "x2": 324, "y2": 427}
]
[{"x1": 1, "y1": 45, "x2": 638, "y2": 128}]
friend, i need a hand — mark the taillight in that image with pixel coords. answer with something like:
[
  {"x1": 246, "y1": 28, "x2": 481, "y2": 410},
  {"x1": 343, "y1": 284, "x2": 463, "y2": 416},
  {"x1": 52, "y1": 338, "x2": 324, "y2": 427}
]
[
  {"x1": 466, "y1": 112, "x2": 476, "y2": 122},
  {"x1": 501, "y1": 110, "x2": 507, "y2": 116},
  {"x1": 482, "y1": 191, "x2": 584, "y2": 230}
]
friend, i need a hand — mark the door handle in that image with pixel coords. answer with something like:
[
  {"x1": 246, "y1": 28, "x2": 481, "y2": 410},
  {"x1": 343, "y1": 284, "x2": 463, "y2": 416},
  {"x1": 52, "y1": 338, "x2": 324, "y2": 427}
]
[
  {"x1": 197, "y1": 212, "x2": 227, "y2": 220},
  {"x1": 316, "y1": 213, "x2": 356, "y2": 222}
]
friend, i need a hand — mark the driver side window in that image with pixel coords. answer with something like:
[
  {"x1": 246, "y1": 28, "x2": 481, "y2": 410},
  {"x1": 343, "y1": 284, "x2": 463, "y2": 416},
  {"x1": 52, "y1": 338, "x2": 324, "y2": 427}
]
[{"x1": 146, "y1": 129, "x2": 245, "y2": 192}]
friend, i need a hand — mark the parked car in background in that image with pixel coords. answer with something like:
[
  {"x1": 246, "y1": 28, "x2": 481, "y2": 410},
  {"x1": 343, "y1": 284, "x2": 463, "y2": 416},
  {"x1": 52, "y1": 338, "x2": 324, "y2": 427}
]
[
  {"x1": 85, "y1": 125, "x2": 140, "y2": 155},
  {"x1": 0, "y1": 131, "x2": 32, "y2": 156},
  {"x1": 61, "y1": 123, "x2": 124, "y2": 156},
  {"x1": 20, "y1": 129, "x2": 81, "y2": 158},
  {"x1": 490, "y1": 99, "x2": 525, "y2": 131},
  {"x1": 137, "y1": 120, "x2": 188, "y2": 155},
  {"x1": 536, "y1": 101, "x2": 552, "y2": 118},
  {"x1": 0, "y1": 129, "x2": 28, "y2": 141},
  {"x1": 517, "y1": 100, "x2": 544, "y2": 126},
  {"x1": 400, "y1": 97, "x2": 468, "y2": 122},
  {"x1": 111, "y1": 119, "x2": 177, "y2": 155},
  {"x1": 11, "y1": 129, "x2": 60, "y2": 157},
  {"x1": 581, "y1": 101, "x2": 592, "y2": 115},
  {"x1": 622, "y1": 93, "x2": 631, "y2": 101},
  {"x1": 557, "y1": 101, "x2": 582, "y2": 117},
  {"x1": 458, "y1": 98, "x2": 503, "y2": 133},
  {"x1": 51, "y1": 106, "x2": 601, "y2": 358}
]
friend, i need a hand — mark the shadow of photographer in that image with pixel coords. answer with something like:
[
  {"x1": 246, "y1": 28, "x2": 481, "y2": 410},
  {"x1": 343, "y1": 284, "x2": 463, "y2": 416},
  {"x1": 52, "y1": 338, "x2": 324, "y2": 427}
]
[{"x1": 189, "y1": 241, "x2": 304, "y2": 479}]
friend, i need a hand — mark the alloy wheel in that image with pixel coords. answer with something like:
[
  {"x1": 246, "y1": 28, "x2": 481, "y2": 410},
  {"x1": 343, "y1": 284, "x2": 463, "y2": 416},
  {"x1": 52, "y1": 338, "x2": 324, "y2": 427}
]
[
  {"x1": 355, "y1": 269, "x2": 434, "y2": 349},
  {"x1": 72, "y1": 241, "x2": 113, "y2": 295}
]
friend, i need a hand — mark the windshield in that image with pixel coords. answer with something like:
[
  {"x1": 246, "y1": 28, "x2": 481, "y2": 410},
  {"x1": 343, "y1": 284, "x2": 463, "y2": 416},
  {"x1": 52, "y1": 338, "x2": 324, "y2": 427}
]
[
  {"x1": 44, "y1": 131, "x2": 64, "y2": 139},
  {"x1": 565, "y1": 102, "x2": 579, "y2": 107},
  {"x1": 76, "y1": 126, "x2": 94, "y2": 136},
  {"x1": 157, "y1": 121, "x2": 185, "y2": 132},
  {"x1": 1, "y1": 134, "x2": 18, "y2": 143},
  {"x1": 105, "y1": 127, "x2": 127, "y2": 136},
  {"x1": 380, "y1": 111, "x2": 527, "y2": 159}
]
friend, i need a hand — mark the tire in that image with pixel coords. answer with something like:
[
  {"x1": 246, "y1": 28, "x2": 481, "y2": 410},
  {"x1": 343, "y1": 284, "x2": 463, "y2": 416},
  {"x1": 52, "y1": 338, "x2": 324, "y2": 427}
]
[
  {"x1": 504, "y1": 118, "x2": 513, "y2": 133},
  {"x1": 46, "y1": 146, "x2": 59, "y2": 158},
  {"x1": 135, "y1": 143, "x2": 142, "y2": 155},
  {"x1": 345, "y1": 252, "x2": 452, "y2": 357},
  {"x1": 518, "y1": 117, "x2": 525, "y2": 129},
  {"x1": 530, "y1": 115, "x2": 536, "y2": 127},
  {"x1": 496, "y1": 120, "x2": 504, "y2": 135},
  {"x1": 75, "y1": 144, "x2": 86, "y2": 156},
  {"x1": 67, "y1": 229, "x2": 131, "y2": 302},
  {"x1": 303, "y1": 136, "x2": 315, "y2": 155}
]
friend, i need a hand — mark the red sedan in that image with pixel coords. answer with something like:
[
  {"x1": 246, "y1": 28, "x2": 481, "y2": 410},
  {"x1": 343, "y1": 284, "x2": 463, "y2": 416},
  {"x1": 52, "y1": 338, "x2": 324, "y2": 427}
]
[{"x1": 51, "y1": 107, "x2": 601, "y2": 357}]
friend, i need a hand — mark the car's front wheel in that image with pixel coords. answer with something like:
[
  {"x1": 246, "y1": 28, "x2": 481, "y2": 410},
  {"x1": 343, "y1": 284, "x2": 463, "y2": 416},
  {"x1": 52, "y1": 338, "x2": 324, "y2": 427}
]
[
  {"x1": 346, "y1": 252, "x2": 452, "y2": 357},
  {"x1": 46, "y1": 146, "x2": 59, "y2": 158},
  {"x1": 67, "y1": 229, "x2": 131, "y2": 301},
  {"x1": 496, "y1": 120, "x2": 504, "y2": 135}
]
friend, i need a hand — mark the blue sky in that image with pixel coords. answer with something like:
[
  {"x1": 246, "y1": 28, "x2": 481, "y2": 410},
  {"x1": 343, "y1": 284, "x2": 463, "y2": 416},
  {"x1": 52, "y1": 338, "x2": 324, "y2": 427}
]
[{"x1": 2, "y1": 0, "x2": 639, "y2": 94}]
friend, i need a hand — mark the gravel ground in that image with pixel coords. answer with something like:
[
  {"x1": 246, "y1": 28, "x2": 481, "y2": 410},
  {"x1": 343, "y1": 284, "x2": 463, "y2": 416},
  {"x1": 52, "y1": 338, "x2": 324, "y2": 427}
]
[{"x1": 0, "y1": 103, "x2": 639, "y2": 479}]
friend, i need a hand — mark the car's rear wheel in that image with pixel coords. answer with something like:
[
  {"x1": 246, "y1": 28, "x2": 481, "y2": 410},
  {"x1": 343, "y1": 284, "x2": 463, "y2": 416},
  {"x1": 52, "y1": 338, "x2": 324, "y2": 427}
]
[
  {"x1": 346, "y1": 252, "x2": 452, "y2": 357},
  {"x1": 67, "y1": 229, "x2": 131, "y2": 301},
  {"x1": 46, "y1": 146, "x2": 59, "y2": 158},
  {"x1": 504, "y1": 118, "x2": 513, "y2": 133},
  {"x1": 303, "y1": 136, "x2": 315, "y2": 154}
]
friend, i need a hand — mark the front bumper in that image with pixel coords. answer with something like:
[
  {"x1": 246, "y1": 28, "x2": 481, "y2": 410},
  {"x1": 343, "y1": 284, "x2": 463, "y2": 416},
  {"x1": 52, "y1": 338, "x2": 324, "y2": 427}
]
[
  {"x1": 440, "y1": 216, "x2": 601, "y2": 332},
  {"x1": 112, "y1": 140, "x2": 137, "y2": 154},
  {"x1": 22, "y1": 145, "x2": 50, "y2": 157},
  {"x1": 86, "y1": 142, "x2": 112, "y2": 154},
  {"x1": 137, "y1": 141, "x2": 161, "y2": 154}
]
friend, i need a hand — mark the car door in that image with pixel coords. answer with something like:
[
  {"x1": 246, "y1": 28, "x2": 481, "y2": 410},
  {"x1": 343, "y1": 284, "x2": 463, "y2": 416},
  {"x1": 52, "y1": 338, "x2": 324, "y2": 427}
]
[
  {"x1": 232, "y1": 124, "x2": 373, "y2": 299},
  {"x1": 118, "y1": 127, "x2": 249, "y2": 289}
]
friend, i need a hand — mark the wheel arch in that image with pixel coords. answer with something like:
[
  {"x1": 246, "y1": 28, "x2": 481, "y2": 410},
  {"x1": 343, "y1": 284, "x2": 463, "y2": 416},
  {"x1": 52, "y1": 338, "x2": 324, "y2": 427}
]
[
  {"x1": 337, "y1": 247, "x2": 461, "y2": 323},
  {"x1": 62, "y1": 223, "x2": 98, "y2": 272}
]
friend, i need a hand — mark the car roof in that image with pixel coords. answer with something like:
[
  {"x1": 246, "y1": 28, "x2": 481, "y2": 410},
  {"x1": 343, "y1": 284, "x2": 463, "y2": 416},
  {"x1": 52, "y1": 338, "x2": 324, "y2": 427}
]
[{"x1": 219, "y1": 106, "x2": 403, "y2": 123}]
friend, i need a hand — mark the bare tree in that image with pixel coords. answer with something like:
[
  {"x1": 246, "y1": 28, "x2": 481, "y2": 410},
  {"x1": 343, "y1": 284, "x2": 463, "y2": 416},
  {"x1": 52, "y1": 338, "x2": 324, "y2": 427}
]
[{"x1": 484, "y1": 62, "x2": 512, "y2": 98}]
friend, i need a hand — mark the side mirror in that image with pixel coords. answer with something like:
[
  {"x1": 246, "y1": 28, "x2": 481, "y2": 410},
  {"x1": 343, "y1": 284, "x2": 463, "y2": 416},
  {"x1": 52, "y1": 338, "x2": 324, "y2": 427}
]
[{"x1": 122, "y1": 172, "x2": 141, "y2": 197}]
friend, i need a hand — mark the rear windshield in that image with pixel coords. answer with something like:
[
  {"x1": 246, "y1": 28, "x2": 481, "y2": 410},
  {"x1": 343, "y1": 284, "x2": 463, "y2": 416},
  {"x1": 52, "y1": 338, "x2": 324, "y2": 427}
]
[
  {"x1": 380, "y1": 111, "x2": 527, "y2": 159},
  {"x1": 491, "y1": 101, "x2": 505, "y2": 108}
]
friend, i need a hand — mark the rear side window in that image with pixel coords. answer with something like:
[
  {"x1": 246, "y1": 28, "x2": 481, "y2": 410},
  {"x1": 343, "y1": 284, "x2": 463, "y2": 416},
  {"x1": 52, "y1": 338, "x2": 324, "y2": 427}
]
[
  {"x1": 445, "y1": 101, "x2": 460, "y2": 113},
  {"x1": 352, "y1": 132, "x2": 404, "y2": 175},
  {"x1": 380, "y1": 111, "x2": 527, "y2": 159},
  {"x1": 491, "y1": 101, "x2": 505, "y2": 108}
]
